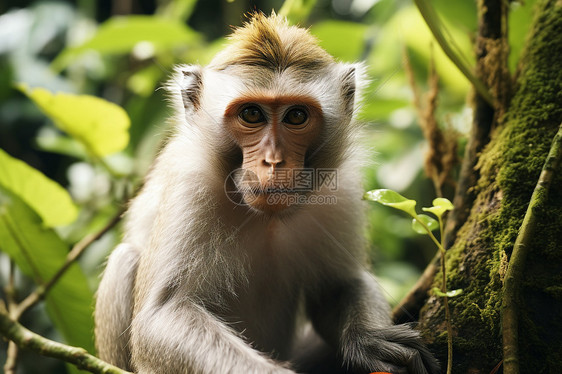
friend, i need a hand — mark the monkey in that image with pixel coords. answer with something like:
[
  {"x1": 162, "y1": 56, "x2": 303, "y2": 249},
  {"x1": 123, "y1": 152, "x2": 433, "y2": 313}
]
[{"x1": 94, "y1": 12, "x2": 440, "y2": 374}]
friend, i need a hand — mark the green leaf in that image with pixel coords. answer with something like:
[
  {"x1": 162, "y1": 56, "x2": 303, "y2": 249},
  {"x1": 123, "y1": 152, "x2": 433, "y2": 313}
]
[
  {"x1": 35, "y1": 133, "x2": 88, "y2": 160},
  {"x1": 0, "y1": 149, "x2": 78, "y2": 227},
  {"x1": 433, "y1": 197, "x2": 453, "y2": 209},
  {"x1": 310, "y1": 20, "x2": 368, "y2": 62},
  {"x1": 0, "y1": 187, "x2": 94, "y2": 353},
  {"x1": 433, "y1": 0, "x2": 476, "y2": 31},
  {"x1": 363, "y1": 189, "x2": 417, "y2": 217},
  {"x1": 422, "y1": 197, "x2": 453, "y2": 218},
  {"x1": 412, "y1": 214, "x2": 439, "y2": 234},
  {"x1": 359, "y1": 96, "x2": 410, "y2": 121},
  {"x1": 433, "y1": 287, "x2": 463, "y2": 298},
  {"x1": 52, "y1": 15, "x2": 201, "y2": 70},
  {"x1": 18, "y1": 85, "x2": 130, "y2": 157},
  {"x1": 279, "y1": 0, "x2": 317, "y2": 24},
  {"x1": 156, "y1": 0, "x2": 199, "y2": 22}
]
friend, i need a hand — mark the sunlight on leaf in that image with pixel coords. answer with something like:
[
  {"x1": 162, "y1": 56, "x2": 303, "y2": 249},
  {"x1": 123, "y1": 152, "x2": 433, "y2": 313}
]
[
  {"x1": 17, "y1": 85, "x2": 130, "y2": 157},
  {"x1": 422, "y1": 197, "x2": 453, "y2": 218},
  {"x1": 433, "y1": 287, "x2": 463, "y2": 298},
  {"x1": 412, "y1": 214, "x2": 439, "y2": 234},
  {"x1": 363, "y1": 189, "x2": 417, "y2": 217},
  {"x1": 311, "y1": 20, "x2": 368, "y2": 62},
  {"x1": 52, "y1": 15, "x2": 201, "y2": 70},
  {"x1": 0, "y1": 149, "x2": 78, "y2": 227},
  {"x1": 279, "y1": 0, "x2": 317, "y2": 24}
]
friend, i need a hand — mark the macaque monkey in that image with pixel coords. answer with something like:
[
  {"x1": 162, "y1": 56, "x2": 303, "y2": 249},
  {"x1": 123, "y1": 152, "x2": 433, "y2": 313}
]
[{"x1": 95, "y1": 12, "x2": 439, "y2": 374}]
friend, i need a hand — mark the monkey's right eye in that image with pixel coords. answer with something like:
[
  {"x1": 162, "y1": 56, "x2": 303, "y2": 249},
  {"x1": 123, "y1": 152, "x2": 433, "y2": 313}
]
[{"x1": 239, "y1": 106, "x2": 266, "y2": 126}]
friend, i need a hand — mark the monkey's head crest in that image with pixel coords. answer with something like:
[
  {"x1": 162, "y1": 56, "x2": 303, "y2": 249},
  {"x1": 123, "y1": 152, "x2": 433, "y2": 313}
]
[{"x1": 208, "y1": 12, "x2": 334, "y2": 76}]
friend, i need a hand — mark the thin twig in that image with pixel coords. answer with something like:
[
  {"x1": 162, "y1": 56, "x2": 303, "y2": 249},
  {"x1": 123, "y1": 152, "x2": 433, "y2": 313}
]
[
  {"x1": 13, "y1": 208, "x2": 124, "y2": 320},
  {"x1": 502, "y1": 122, "x2": 562, "y2": 374},
  {"x1": 0, "y1": 308, "x2": 131, "y2": 374},
  {"x1": 4, "y1": 343, "x2": 18, "y2": 374},
  {"x1": 437, "y1": 213, "x2": 453, "y2": 374},
  {"x1": 4, "y1": 260, "x2": 18, "y2": 374}
]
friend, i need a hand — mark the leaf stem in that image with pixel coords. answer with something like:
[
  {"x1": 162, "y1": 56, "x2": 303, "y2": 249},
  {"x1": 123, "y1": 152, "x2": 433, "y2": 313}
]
[
  {"x1": 441, "y1": 251, "x2": 453, "y2": 374},
  {"x1": 415, "y1": 214, "x2": 453, "y2": 373},
  {"x1": 413, "y1": 214, "x2": 445, "y2": 253}
]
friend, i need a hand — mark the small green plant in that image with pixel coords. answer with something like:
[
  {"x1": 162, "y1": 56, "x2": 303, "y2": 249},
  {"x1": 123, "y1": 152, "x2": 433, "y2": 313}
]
[{"x1": 364, "y1": 189, "x2": 461, "y2": 374}]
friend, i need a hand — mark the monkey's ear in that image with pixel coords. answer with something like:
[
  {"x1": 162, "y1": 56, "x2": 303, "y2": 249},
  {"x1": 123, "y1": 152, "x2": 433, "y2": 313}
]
[
  {"x1": 178, "y1": 65, "x2": 203, "y2": 112},
  {"x1": 339, "y1": 63, "x2": 367, "y2": 116}
]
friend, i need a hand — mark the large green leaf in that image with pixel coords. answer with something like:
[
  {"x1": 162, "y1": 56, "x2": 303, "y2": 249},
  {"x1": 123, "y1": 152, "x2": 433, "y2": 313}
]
[
  {"x1": 433, "y1": 0, "x2": 477, "y2": 31},
  {"x1": 53, "y1": 15, "x2": 201, "y2": 69},
  {"x1": 18, "y1": 85, "x2": 130, "y2": 157},
  {"x1": 0, "y1": 149, "x2": 78, "y2": 227},
  {"x1": 0, "y1": 187, "x2": 94, "y2": 354},
  {"x1": 311, "y1": 20, "x2": 368, "y2": 62}
]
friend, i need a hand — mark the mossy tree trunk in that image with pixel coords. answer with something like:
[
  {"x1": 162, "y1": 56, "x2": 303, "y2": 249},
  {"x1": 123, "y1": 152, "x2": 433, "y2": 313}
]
[{"x1": 417, "y1": 0, "x2": 562, "y2": 372}]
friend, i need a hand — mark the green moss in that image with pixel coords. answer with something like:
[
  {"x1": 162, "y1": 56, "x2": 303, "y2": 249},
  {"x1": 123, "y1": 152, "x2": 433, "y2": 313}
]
[{"x1": 419, "y1": 0, "x2": 562, "y2": 371}]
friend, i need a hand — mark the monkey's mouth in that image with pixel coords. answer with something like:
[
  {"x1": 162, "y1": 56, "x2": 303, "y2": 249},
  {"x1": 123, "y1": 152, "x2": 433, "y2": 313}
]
[
  {"x1": 247, "y1": 186, "x2": 303, "y2": 196},
  {"x1": 232, "y1": 170, "x2": 304, "y2": 196},
  {"x1": 225, "y1": 168, "x2": 312, "y2": 212}
]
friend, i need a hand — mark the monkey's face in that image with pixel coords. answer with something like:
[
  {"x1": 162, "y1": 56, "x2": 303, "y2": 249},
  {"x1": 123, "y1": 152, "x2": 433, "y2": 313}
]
[{"x1": 224, "y1": 94, "x2": 323, "y2": 213}]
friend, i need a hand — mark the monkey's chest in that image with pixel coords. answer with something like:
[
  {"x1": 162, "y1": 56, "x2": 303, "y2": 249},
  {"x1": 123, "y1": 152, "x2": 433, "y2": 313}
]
[
  {"x1": 208, "y1": 216, "x2": 321, "y2": 358},
  {"x1": 219, "y1": 256, "x2": 304, "y2": 360}
]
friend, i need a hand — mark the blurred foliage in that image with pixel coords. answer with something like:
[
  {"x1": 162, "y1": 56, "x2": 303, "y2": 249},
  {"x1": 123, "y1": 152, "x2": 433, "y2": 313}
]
[{"x1": 0, "y1": 0, "x2": 536, "y2": 372}]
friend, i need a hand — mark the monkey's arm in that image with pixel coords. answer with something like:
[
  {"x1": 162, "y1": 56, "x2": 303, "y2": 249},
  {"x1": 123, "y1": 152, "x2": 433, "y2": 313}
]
[
  {"x1": 307, "y1": 271, "x2": 440, "y2": 374},
  {"x1": 95, "y1": 243, "x2": 140, "y2": 370},
  {"x1": 130, "y1": 289, "x2": 295, "y2": 374}
]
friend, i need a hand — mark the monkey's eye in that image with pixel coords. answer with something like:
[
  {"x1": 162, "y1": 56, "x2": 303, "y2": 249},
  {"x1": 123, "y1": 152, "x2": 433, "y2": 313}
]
[
  {"x1": 239, "y1": 106, "x2": 266, "y2": 125},
  {"x1": 283, "y1": 108, "x2": 308, "y2": 127}
]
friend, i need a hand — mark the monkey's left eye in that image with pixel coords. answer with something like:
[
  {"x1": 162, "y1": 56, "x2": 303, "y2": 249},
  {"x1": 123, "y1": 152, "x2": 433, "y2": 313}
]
[
  {"x1": 240, "y1": 106, "x2": 266, "y2": 125},
  {"x1": 283, "y1": 108, "x2": 308, "y2": 127}
]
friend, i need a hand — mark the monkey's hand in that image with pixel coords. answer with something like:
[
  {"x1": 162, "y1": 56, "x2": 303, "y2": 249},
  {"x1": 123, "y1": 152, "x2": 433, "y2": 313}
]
[
  {"x1": 341, "y1": 324, "x2": 440, "y2": 374},
  {"x1": 307, "y1": 272, "x2": 439, "y2": 374}
]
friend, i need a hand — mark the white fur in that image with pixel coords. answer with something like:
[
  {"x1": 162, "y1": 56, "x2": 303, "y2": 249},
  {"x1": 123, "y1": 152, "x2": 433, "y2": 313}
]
[{"x1": 95, "y1": 59, "x2": 439, "y2": 374}]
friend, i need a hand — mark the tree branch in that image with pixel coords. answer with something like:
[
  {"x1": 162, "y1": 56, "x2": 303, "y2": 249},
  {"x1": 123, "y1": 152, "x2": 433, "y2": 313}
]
[
  {"x1": 502, "y1": 122, "x2": 562, "y2": 374},
  {"x1": 0, "y1": 307, "x2": 131, "y2": 374}
]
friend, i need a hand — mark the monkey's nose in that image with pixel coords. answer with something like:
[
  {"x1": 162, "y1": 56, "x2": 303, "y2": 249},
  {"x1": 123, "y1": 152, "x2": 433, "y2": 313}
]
[
  {"x1": 262, "y1": 159, "x2": 285, "y2": 179},
  {"x1": 263, "y1": 150, "x2": 284, "y2": 170},
  {"x1": 262, "y1": 159, "x2": 284, "y2": 168}
]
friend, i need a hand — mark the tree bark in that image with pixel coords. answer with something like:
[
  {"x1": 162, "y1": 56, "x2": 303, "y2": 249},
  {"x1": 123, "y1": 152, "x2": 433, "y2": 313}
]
[{"x1": 418, "y1": 0, "x2": 562, "y2": 372}]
